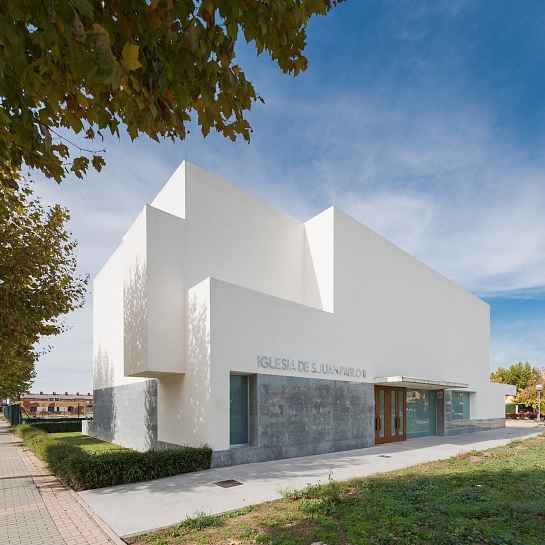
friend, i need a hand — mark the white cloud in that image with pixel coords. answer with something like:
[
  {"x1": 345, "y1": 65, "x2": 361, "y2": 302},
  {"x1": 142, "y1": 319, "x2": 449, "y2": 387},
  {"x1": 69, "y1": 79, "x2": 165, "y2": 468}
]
[{"x1": 255, "y1": 90, "x2": 545, "y2": 298}]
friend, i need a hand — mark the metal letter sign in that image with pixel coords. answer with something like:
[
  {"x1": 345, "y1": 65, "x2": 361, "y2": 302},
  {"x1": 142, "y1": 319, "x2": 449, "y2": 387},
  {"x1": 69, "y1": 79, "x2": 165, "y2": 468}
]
[{"x1": 257, "y1": 355, "x2": 366, "y2": 379}]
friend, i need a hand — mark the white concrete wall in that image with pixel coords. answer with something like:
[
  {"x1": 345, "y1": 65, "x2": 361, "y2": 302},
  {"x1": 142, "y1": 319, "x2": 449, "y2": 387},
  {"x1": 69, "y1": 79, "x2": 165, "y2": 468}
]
[
  {"x1": 208, "y1": 279, "x2": 337, "y2": 451},
  {"x1": 94, "y1": 160, "x2": 509, "y2": 450},
  {"x1": 151, "y1": 162, "x2": 186, "y2": 219},
  {"x1": 179, "y1": 161, "x2": 307, "y2": 305},
  {"x1": 122, "y1": 208, "x2": 148, "y2": 378},
  {"x1": 93, "y1": 246, "x2": 146, "y2": 389},
  {"x1": 304, "y1": 208, "x2": 335, "y2": 312},
  {"x1": 157, "y1": 278, "x2": 212, "y2": 447},
  {"x1": 332, "y1": 209, "x2": 492, "y2": 399},
  {"x1": 146, "y1": 207, "x2": 185, "y2": 375}
]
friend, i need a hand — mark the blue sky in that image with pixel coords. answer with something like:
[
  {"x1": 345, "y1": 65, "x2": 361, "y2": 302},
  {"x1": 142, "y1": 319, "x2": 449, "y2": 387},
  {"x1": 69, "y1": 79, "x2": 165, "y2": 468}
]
[{"x1": 32, "y1": 0, "x2": 545, "y2": 393}]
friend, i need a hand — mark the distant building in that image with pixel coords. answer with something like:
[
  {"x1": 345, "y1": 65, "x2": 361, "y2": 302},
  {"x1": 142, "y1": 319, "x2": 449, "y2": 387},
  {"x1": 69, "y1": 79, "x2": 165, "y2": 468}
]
[{"x1": 4, "y1": 392, "x2": 94, "y2": 417}]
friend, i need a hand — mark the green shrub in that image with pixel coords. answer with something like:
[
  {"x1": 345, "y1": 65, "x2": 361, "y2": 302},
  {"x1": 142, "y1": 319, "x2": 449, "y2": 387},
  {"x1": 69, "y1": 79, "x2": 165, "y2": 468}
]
[
  {"x1": 15, "y1": 423, "x2": 33, "y2": 437},
  {"x1": 26, "y1": 433, "x2": 59, "y2": 460},
  {"x1": 27, "y1": 420, "x2": 82, "y2": 433},
  {"x1": 14, "y1": 423, "x2": 212, "y2": 490},
  {"x1": 15, "y1": 423, "x2": 43, "y2": 440},
  {"x1": 45, "y1": 443, "x2": 88, "y2": 487},
  {"x1": 64, "y1": 446, "x2": 213, "y2": 490},
  {"x1": 15, "y1": 424, "x2": 63, "y2": 463}
]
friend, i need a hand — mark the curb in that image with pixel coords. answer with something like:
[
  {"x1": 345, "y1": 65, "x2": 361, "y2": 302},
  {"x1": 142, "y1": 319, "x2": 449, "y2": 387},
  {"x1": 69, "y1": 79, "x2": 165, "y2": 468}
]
[{"x1": 68, "y1": 489, "x2": 127, "y2": 545}]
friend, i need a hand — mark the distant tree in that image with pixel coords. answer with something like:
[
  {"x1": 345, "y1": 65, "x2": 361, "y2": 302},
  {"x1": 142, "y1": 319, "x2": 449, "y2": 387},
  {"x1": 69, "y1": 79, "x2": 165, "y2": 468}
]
[
  {"x1": 0, "y1": 0, "x2": 344, "y2": 189},
  {"x1": 0, "y1": 182, "x2": 88, "y2": 399},
  {"x1": 490, "y1": 361, "x2": 536, "y2": 390},
  {"x1": 515, "y1": 369, "x2": 545, "y2": 412}
]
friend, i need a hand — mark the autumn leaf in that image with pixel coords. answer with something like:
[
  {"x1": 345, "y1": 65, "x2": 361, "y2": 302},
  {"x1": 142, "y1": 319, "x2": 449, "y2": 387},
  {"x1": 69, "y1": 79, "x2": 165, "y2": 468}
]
[
  {"x1": 163, "y1": 88, "x2": 176, "y2": 108},
  {"x1": 92, "y1": 154, "x2": 106, "y2": 172},
  {"x1": 188, "y1": 20, "x2": 199, "y2": 52},
  {"x1": 122, "y1": 43, "x2": 142, "y2": 71}
]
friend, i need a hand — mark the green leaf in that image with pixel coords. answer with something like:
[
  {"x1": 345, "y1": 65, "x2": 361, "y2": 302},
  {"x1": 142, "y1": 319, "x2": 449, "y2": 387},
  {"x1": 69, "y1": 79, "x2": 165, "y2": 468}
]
[
  {"x1": 188, "y1": 21, "x2": 198, "y2": 52},
  {"x1": 0, "y1": 109, "x2": 12, "y2": 126},
  {"x1": 122, "y1": 43, "x2": 142, "y2": 71},
  {"x1": 72, "y1": 0, "x2": 95, "y2": 21},
  {"x1": 89, "y1": 23, "x2": 115, "y2": 69},
  {"x1": 71, "y1": 156, "x2": 90, "y2": 178},
  {"x1": 72, "y1": 17, "x2": 85, "y2": 43}
]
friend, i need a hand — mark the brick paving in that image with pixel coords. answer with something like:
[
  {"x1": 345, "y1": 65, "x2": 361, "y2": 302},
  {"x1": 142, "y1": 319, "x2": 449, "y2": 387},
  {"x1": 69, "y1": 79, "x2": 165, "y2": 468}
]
[{"x1": 0, "y1": 420, "x2": 122, "y2": 545}]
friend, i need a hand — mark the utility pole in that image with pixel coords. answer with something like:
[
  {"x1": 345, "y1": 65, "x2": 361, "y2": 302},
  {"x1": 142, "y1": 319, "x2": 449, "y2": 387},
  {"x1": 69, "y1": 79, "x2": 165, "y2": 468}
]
[{"x1": 537, "y1": 384, "x2": 543, "y2": 427}]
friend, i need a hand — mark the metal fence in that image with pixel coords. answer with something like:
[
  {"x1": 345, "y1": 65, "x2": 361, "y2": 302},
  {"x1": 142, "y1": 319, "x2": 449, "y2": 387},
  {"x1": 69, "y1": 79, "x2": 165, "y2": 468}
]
[{"x1": 3, "y1": 404, "x2": 22, "y2": 426}]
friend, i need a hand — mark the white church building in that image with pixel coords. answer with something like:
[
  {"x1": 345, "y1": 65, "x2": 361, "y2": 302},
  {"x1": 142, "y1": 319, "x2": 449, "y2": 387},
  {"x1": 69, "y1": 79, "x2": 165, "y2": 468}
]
[{"x1": 87, "y1": 161, "x2": 514, "y2": 466}]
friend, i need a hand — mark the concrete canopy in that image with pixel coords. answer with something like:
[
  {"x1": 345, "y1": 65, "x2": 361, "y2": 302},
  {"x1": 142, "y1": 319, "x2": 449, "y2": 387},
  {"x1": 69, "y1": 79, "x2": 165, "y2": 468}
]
[{"x1": 374, "y1": 376, "x2": 469, "y2": 390}]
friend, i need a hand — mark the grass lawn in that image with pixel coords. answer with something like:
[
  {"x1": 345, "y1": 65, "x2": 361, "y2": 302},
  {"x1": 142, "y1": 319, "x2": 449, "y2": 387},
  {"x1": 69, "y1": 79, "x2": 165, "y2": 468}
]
[
  {"x1": 126, "y1": 433, "x2": 545, "y2": 545},
  {"x1": 50, "y1": 432, "x2": 126, "y2": 454}
]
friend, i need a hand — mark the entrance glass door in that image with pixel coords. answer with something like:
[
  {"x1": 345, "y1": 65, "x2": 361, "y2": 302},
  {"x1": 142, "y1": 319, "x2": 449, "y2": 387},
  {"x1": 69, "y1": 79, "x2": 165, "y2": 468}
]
[{"x1": 375, "y1": 386, "x2": 406, "y2": 444}]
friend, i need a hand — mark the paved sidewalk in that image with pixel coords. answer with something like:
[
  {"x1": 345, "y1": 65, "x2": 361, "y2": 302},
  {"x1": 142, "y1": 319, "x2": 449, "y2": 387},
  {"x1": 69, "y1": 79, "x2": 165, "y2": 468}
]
[
  {"x1": 80, "y1": 425, "x2": 542, "y2": 538},
  {"x1": 0, "y1": 421, "x2": 121, "y2": 545}
]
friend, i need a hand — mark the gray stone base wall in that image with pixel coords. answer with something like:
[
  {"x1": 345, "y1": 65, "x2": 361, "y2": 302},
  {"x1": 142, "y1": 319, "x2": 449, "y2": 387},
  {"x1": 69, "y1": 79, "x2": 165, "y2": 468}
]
[
  {"x1": 211, "y1": 374, "x2": 375, "y2": 468},
  {"x1": 439, "y1": 389, "x2": 505, "y2": 437},
  {"x1": 444, "y1": 417, "x2": 505, "y2": 436},
  {"x1": 85, "y1": 378, "x2": 506, "y2": 464},
  {"x1": 211, "y1": 436, "x2": 374, "y2": 467},
  {"x1": 86, "y1": 381, "x2": 158, "y2": 451}
]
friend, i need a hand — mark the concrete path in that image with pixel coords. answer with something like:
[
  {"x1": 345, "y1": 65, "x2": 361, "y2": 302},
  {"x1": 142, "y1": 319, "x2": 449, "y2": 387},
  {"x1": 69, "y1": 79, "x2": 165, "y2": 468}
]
[
  {"x1": 79, "y1": 424, "x2": 542, "y2": 538},
  {"x1": 0, "y1": 421, "x2": 122, "y2": 545}
]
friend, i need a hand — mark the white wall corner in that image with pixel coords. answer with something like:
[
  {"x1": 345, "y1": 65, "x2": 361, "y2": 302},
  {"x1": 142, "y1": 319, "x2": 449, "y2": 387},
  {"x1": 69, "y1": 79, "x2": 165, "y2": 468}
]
[
  {"x1": 122, "y1": 207, "x2": 148, "y2": 378},
  {"x1": 123, "y1": 206, "x2": 186, "y2": 378},
  {"x1": 489, "y1": 381, "x2": 517, "y2": 396},
  {"x1": 146, "y1": 206, "x2": 185, "y2": 376},
  {"x1": 93, "y1": 245, "x2": 124, "y2": 390},
  {"x1": 304, "y1": 207, "x2": 335, "y2": 312},
  {"x1": 158, "y1": 277, "x2": 213, "y2": 447},
  {"x1": 150, "y1": 160, "x2": 187, "y2": 219}
]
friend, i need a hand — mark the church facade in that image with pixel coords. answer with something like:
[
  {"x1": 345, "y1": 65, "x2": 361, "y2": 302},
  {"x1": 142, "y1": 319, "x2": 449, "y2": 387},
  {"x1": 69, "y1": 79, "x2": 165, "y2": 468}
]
[{"x1": 87, "y1": 161, "x2": 514, "y2": 467}]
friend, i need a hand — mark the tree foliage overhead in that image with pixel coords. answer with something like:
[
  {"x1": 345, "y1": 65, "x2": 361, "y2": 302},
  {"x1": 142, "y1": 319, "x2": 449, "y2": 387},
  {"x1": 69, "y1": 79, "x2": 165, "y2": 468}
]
[
  {"x1": 0, "y1": 183, "x2": 88, "y2": 399},
  {"x1": 0, "y1": 0, "x2": 344, "y2": 186}
]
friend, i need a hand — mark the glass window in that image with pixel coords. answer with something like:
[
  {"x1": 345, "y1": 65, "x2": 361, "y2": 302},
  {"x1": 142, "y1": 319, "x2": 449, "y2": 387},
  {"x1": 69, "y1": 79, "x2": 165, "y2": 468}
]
[
  {"x1": 451, "y1": 392, "x2": 470, "y2": 420},
  {"x1": 398, "y1": 391, "x2": 404, "y2": 435},
  {"x1": 379, "y1": 389, "x2": 385, "y2": 438},
  {"x1": 406, "y1": 389, "x2": 436, "y2": 438},
  {"x1": 391, "y1": 390, "x2": 397, "y2": 436},
  {"x1": 230, "y1": 375, "x2": 248, "y2": 446}
]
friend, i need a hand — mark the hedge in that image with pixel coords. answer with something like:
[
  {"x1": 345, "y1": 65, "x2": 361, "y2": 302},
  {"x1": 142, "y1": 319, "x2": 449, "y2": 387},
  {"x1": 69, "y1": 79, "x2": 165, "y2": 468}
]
[
  {"x1": 55, "y1": 447, "x2": 213, "y2": 490},
  {"x1": 14, "y1": 424, "x2": 212, "y2": 490},
  {"x1": 505, "y1": 403, "x2": 516, "y2": 415},
  {"x1": 26, "y1": 420, "x2": 82, "y2": 433}
]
